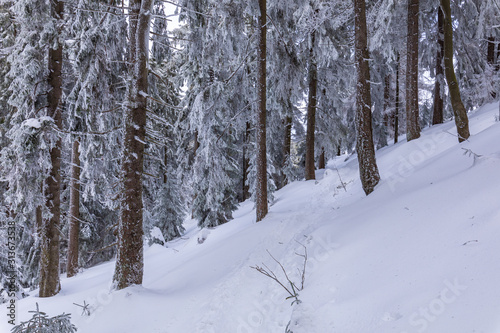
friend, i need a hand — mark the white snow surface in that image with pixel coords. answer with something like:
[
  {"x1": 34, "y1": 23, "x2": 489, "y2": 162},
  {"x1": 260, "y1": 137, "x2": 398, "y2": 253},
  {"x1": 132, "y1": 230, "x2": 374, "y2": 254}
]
[{"x1": 3, "y1": 102, "x2": 500, "y2": 332}]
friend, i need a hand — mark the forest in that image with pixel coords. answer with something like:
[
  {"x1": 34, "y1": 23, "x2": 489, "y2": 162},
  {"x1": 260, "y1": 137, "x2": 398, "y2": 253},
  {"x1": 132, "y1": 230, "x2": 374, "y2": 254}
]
[{"x1": 0, "y1": 0, "x2": 499, "y2": 321}]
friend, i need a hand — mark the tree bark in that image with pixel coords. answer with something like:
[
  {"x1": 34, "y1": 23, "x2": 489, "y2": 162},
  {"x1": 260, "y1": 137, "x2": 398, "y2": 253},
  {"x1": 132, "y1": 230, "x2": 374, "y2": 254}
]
[
  {"x1": 432, "y1": 8, "x2": 444, "y2": 125},
  {"x1": 383, "y1": 73, "x2": 390, "y2": 129},
  {"x1": 113, "y1": 0, "x2": 152, "y2": 290},
  {"x1": 394, "y1": 53, "x2": 400, "y2": 144},
  {"x1": 406, "y1": 0, "x2": 420, "y2": 141},
  {"x1": 440, "y1": 0, "x2": 470, "y2": 142},
  {"x1": 497, "y1": 42, "x2": 500, "y2": 72},
  {"x1": 280, "y1": 115, "x2": 292, "y2": 188},
  {"x1": 487, "y1": 36, "x2": 496, "y2": 66},
  {"x1": 305, "y1": 30, "x2": 317, "y2": 180},
  {"x1": 39, "y1": 0, "x2": 63, "y2": 298},
  {"x1": 354, "y1": 0, "x2": 380, "y2": 195},
  {"x1": 487, "y1": 36, "x2": 497, "y2": 99},
  {"x1": 318, "y1": 148, "x2": 325, "y2": 169},
  {"x1": 241, "y1": 122, "x2": 250, "y2": 201},
  {"x1": 66, "y1": 139, "x2": 81, "y2": 278},
  {"x1": 256, "y1": 0, "x2": 268, "y2": 222}
]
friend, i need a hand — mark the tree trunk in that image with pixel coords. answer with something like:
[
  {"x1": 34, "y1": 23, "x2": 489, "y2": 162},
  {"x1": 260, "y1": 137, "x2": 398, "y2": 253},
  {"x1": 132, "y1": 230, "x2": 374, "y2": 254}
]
[
  {"x1": 318, "y1": 148, "x2": 325, "y2": 169},
  {"x1": 497, "y1": 42, "x2": 500, "y2": 71},
  {"x1": 487, "y1": 36, "x2": 497, "y2": 99},
  {"x1": 256, "y1": 0, "x2": 268, "y2": 222},
  {"x1": 406, "y1": 0, "x2": 420, "y2": 141},
  {"x1": 280, "y1": 115, "x2": 292, "y2": 188},
  {"x1": 39, "y1": 0, "x2": 63, "y2": 298},
  {"x1": 241, "y1": 122, "x2": 250, "y2": 201},
  {"x1": 394, "y1": 53, "x2": 400, "y2": 144},
  {"x1": 487, "y1": 36, "x2": 496, "y2": 66},
  {"x1": 432, "y1": 8, "x2": 444, "y2": 125},
  {"x1": 66, "y1": 139, "x2": 81, "y2": 278},
  {"x1": 305, "y1": 30, "x2": 317, "y2": 180},
  {"x1": 440, "y1": 0, "x2": 470, "y2": 142},
  {"x1": 113, "y1": 0, "x2": 152, "y2": 290},
  {"x1": 383, "y1": 73, "x2": 390, "y2": 129},
  {"x1": 354, "y1": 0, "x2": 380, "y2": 195}
]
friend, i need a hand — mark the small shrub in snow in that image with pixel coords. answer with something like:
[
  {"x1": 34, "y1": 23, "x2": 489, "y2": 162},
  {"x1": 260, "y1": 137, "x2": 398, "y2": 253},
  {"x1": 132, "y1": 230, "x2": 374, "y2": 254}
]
[{"x1": 11, "y1": 303, "x2": 77, "y2": 333}]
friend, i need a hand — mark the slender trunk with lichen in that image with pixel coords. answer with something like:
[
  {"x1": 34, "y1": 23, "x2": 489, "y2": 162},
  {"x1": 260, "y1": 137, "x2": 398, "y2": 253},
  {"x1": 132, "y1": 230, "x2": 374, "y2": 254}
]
[
  {"x1": 440, "y1": 0, "x2": 470, "y2": 142},
  {"x1": 354, "y1": 0, "x2": 380, "y2": 195}
]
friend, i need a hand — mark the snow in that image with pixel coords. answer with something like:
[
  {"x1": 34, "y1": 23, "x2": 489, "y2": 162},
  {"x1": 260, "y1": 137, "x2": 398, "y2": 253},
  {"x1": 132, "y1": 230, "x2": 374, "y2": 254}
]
[
  {"x1": 22, "y1": 116, "x2": 53, "y2": 129},
  {"x1": 3, "y1": 102, "x2": 500, "y2": 332}
]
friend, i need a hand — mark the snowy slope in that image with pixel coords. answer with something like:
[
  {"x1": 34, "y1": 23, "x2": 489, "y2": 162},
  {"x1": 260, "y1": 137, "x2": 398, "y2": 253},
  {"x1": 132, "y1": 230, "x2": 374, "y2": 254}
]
[{"x1": 2, "y1": 102, "x2": 500, "y2": 333}]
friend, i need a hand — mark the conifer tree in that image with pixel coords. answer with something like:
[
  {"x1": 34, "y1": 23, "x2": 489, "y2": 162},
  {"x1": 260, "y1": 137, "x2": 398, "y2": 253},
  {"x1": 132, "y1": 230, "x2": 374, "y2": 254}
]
[
  {"x1": 406, "y1": 0, "x2": 420, "y2": 141},
  {"x1": 145, "y1": 2, "x2": 185, "y2": 241},
  {"x1": 305, "y1": 26, "x2": 318, "y2": 181},
  {"x1": 432, "y1": 8, "x2": 445, "y2": 125},
  {"x1": 1, "y1": 0, "x2": 67, "y2": 298},
  {"x1": 354, "y1": 0, "x2": 380, "y2": 195},
  {"x1": 38, "y1": 0, "x2": 65, "y2": 298},
  {"x1": 113, "y1": 0, "x2": 153, "y2": 290},
  {"x1": 440, "y1": 0, "x2": 470, "y2": 142},
  {"x1": 256, "y1": 0, "x2": 268, "y2": 222}
]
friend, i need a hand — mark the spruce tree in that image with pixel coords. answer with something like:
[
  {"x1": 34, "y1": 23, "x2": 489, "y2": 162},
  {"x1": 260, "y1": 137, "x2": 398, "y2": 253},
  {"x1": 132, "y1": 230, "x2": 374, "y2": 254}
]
[
  {"x1": 113, "y1": 0, "x2": 153, "y2": 290},
  {"x1": 354, "y1": 0, "x2": 380, "y2": 195},
  {"x1": 256, "y1": 0, "x2": 268, "y2": 222},
  {"x1": 406, "y1": 0, "x2": 420, "y2": 141},
  {"x1": 440, "y1": 0, "x2": 470, "y2": 142}
]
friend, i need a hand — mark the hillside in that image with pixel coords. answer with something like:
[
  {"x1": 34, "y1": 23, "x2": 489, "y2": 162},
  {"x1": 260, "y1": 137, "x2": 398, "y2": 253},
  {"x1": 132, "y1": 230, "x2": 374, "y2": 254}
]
[{"x1": 2, "y1": 101, "x2": 500, "y2": 333}]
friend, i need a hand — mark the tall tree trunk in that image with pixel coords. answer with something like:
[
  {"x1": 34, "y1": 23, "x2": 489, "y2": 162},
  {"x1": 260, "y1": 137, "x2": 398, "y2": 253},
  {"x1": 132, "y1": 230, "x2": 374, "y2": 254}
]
[
  {"x1": 440, "y1": 0, "x2": 470, "y2": 142},
  {"x1": 354, "y1": 0, "x2": 380, "y2": 195},
  {"x1": 113, "y1": 0, "x2": 152, "y2": 290},
  {"x1": 487, "y1": 36, "x2": 497, "y2": 99},
  {"x1": 305, "y1": 30, "x2": 317, "y2": 180},
  {"x1": 39, "y1": 0, "x2": 64, "y2": 298},
  {"x1": 394, "y1": 53, "x2": 400, "y2": 144},
  {"x1": 256, "y1": 0, "x2": 268, "y2": 222},
  {"x1": 406, "y1": 0, "x2": 420, "y2": 141},
  {"x1": 432, "y1": 8, "x2": 444, "y2": 125},
  {"x1": 66, "y1": 139, "x2": 81, "y2": 278}
]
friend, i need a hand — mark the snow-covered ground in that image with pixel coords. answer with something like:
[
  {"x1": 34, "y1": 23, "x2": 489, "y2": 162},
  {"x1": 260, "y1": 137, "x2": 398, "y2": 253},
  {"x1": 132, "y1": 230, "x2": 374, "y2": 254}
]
[{"x1": 3, "y1": 102, "x2": 500, "y2": 332}]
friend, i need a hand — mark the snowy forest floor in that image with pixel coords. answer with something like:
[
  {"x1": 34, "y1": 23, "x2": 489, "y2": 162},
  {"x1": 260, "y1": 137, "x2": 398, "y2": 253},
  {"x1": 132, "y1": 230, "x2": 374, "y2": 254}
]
[{"x1": 3, "y1": 101, "x2": 500, "y2": 333}]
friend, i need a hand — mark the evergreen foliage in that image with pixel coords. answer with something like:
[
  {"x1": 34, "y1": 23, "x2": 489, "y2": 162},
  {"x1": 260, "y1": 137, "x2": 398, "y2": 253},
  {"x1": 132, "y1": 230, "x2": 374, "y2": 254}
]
[{"x1": 11, "y1": 303, "x2": 77, "y2": 333}]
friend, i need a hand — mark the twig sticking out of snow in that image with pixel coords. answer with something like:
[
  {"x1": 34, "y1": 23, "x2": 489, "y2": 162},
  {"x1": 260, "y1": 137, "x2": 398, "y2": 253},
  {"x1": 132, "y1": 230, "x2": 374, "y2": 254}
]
[
  {"x1": 250, "y1": 244, "x2": 308, "y2": 306},
  {"x1": 73, "y1": 301, "x2": 91, "y2": 316},
  {"x1": 462, "y1": 148, "x2": 482, "y2": 165}
]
